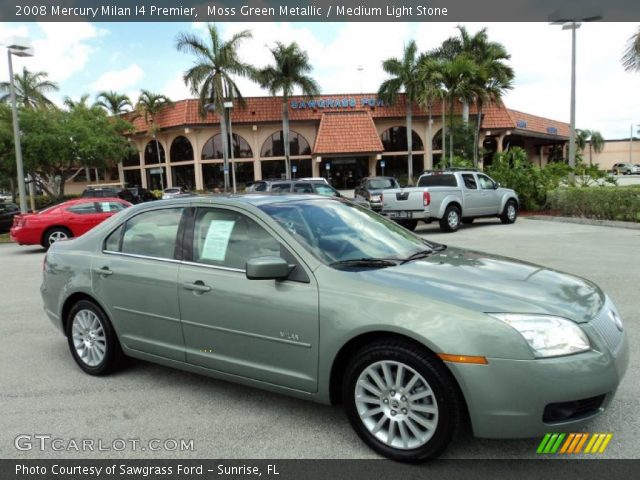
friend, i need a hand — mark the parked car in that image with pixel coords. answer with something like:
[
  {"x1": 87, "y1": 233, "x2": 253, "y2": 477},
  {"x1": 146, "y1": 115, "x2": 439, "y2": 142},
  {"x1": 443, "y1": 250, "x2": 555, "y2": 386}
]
[
  {"x1": 82, "y1": 186, "x2": 134, "y2": 203},
  {"x1": 126, "y1": 186, "x2": 157, "y2": 203},
  {"x1": 0, "y1": 191, "x2": 12, "y2": 202},
  {"x1": 0, "y1": 202, "x2": 20, "y2": 233},
  {"x1": 162, "y1": 187, "x2": 189, "y2": 199},
  {"x1": 381, "y1": 170, "x2": 519, "y2": 232},
  {"x1": 11, "y1": 197, "x2": 130, "y2": 247},
  {"x1": 297, "y1": 177, "x2": 330, "y2": 185},
  {"x1": 354, "y1": 176, "x2": 400, "y2": 212},
  {"x1": 612, "y1": 163, "x2": 640, "y2": 175},
  {"x1": 42, "y1": 195, "x2": 628, "y2": 461},
  {"x1": 248, "y1": 179, "x2": 341, "y2": 196}
]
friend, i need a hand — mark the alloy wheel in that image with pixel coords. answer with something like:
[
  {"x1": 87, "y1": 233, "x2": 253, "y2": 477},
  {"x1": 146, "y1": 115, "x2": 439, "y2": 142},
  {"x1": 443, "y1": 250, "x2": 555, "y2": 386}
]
[
  {"x1": 71, "y1": 309, "x2": 107, "y2": 367},
  {"x1": 355, "y1": 360, "x2": 439, "y2": 450}
]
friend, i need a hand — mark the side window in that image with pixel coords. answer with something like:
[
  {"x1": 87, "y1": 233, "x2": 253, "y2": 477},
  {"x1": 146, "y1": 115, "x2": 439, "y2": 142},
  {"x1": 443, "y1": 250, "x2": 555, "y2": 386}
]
[
  {"x1": 271, "y1": 183, "x2": 291, "y2": 192},
  {"x1": 253, "y1": 182, "x2": 267, "y2": 192},
  {"x1": 67, "y1": 202, "x2": 98, "y2": 214},
  {"x1": 104, "y1": 224, "x2": 124, "y2": 252},
  {"x1": 314, "y1": 185, "x2": 339, "y2": 197},
  {"x1": 293, "y1": 183, "x2": 313, "y2": 193},
  {"x1": 477, "y1": 174, "x2": 496, "y2": 190},
  {"x1": 193, "y1": 208, "x2": 281, "y2": 270},
  {"x1": 462, "y1": 174, "x2": 477, "y2": 190},
  {"x1": 98, "y1": 202, "x2": 126, "y2": 213},
  {"x1": 121, "y1": 208, "x2": 183, "y2": 259}
]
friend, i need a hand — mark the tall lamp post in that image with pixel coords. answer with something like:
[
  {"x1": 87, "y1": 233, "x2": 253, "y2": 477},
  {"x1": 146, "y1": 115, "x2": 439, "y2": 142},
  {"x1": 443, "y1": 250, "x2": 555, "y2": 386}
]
[
  {"x1": 224, "y1": 100, "x2": 237, "y2": 193},
  {"x1": 550, "y1": 12, "x2": 601, "y2": 183},
  {"x1": 6, "y1": 39, "x2": 34, "y2": 213}
]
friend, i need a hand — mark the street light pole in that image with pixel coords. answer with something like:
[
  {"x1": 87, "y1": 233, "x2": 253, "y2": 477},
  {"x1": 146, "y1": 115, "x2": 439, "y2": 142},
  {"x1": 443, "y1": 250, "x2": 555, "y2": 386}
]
[
  {"x1": 564, "y1": 21, "x2": 580, "y2": 183},
  {"x1": 6, "y1": 41, "x2": 34, "y2": 213},
  {"x1": 224, "y1": 101, "x2": 236, "y2": 193},
  {"x1": 631, "y1": 124, "x2": 640, "y2": 163}
]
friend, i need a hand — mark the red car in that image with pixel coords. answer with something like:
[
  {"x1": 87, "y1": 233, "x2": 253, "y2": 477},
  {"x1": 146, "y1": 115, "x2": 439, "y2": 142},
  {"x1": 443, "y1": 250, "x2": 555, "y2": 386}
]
[{"x1": 10, "y1": 197, "x2": 131, "y2": 248}]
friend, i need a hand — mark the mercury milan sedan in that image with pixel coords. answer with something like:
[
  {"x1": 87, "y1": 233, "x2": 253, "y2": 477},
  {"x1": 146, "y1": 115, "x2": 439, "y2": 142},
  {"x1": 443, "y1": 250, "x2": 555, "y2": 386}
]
[{"x1": 40, "y1": 195, "x2": 628, "y2": 461}]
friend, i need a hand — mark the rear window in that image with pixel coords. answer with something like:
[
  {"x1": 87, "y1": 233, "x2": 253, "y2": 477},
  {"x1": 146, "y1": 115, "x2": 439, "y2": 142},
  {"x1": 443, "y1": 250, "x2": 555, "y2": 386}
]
[
  {"x1": 367, "y1": 178, "x2": 398, "y2": 189},
  {"x1": 418, "y1": 174, "x2": 458, "y2": 187}
]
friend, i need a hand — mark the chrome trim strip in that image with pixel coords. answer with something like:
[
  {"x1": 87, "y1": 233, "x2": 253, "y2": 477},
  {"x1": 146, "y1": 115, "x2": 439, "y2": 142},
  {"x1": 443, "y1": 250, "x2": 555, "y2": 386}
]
[
  {"x1": 181, "y1": 319, "x2": 312, "y2": 348},
  {"x1": 179, "y1": 261, "x2": 245, "y2": 274},
  {"x1": 113, "y1": 306, "x2": 181, "y2": 324},
  {"x1": 101, "y1": 250, "x2": 181, "y2": 264}
]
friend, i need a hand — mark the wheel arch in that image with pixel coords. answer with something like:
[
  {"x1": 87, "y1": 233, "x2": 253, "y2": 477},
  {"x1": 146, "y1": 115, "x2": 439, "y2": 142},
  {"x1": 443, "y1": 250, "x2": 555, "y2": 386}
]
[
  {"x1": 61, "y1": 292, "x2": 111, "y2": 337},
  {"x1": 41, "y1": 225, "x2": 73, "y2": 246},
  {"x1": 437, "y1": 200, "x2": 462, "y2": 219},
  {"x1": 328, "y1": 330, "x2": 465, "y2": 409}
]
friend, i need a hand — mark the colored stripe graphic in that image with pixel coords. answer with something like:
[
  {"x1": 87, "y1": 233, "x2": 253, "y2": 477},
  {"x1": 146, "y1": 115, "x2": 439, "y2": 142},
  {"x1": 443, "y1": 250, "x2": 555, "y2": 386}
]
[{"x1": 537, "y1": 433, "x2": 613, "y2": 454}]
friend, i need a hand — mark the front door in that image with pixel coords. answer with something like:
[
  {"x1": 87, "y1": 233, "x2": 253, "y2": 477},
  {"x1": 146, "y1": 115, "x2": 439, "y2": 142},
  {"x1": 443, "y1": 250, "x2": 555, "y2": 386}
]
[
  {"x1": 178, "y1": 207, "x2": 319, "y2": 392},
  {"x1": 474, "y1": 174, "x2": 502, "y2": 215}
]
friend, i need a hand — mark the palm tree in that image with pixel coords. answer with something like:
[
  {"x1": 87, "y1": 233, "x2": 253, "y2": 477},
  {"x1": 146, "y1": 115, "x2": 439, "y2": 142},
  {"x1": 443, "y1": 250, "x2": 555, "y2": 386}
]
[
  {"x1": 416, "y1": 52, "x2": 445, "y2": 169},
  {"x1": 136, "y1": 90, "x2": 173, "y2": 188},
  {"x1": 378, "y1": 40, "x2": 421, "y2": 185},
  {"x1": 588, "y1": 131, "x2": 605, "y2": 165},
  {"x1": 258, "y1": 42, "x2": 320, "y2": 179},
  {"x1": 95, "y1": 90, "x2": 133, "y2": 114},
  {"x1": 622, "y1": 27, "x2": 640, "y2": 72},
  {"x1": 438, "y1": 54, "x2": 477, "y2": 165},
  {"x1": 175, "y1": 23, "x2": 254, "y2": 191},
  {"x1": 0, "y1": 67, "x2": 58, "y2": 108},
  {"x1": 63, "y1": 94, "x2": 92, "y2": 110}
]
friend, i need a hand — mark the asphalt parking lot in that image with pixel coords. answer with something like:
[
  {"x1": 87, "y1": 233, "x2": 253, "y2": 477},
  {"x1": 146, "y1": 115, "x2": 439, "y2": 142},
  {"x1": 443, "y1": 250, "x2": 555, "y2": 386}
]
[{"x1": 1, "y1": 217, "x2": 638, "y2": 459}]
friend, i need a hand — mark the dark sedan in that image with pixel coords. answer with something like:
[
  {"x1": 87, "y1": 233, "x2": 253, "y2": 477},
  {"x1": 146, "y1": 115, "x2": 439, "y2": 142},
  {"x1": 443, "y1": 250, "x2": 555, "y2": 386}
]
[
  {"x1": 354, "y1": 177, "x2": 400, "y2": 212},
  {"x1": 0, "y1": 202, "x2": 20, "y2": 233}
]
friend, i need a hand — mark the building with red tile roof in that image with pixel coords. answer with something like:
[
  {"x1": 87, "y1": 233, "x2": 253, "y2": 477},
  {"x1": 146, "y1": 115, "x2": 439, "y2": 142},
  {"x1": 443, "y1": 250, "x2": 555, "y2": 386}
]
[{"x1": 117, "y1": 93, "x2": 569, "y2": 191}]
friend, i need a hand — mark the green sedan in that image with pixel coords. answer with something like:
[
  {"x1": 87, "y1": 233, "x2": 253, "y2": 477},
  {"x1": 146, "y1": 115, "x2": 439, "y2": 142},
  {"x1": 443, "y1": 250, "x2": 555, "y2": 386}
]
[{"x1": 40, "y1": 195, "x2": 628, "y2": 461}]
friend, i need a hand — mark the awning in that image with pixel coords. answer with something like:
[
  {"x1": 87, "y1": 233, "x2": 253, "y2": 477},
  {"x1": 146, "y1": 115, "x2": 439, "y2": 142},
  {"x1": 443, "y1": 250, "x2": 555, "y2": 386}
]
[{"x1": 313, "y1": 111, "x2": 384, "y2": 155}]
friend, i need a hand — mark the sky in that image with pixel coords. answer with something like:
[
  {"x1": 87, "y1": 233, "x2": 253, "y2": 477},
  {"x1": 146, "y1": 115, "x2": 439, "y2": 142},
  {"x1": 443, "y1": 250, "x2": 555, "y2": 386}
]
[{"x1": 1, "y1": 21, "x2": 639, "y2": 139}]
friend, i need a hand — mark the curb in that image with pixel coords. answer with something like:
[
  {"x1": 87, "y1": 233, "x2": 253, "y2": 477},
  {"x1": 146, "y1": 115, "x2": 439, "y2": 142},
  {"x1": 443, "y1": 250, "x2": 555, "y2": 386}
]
[{"x1": 526, "y1": 216, "x2": 640, "y2": 230}]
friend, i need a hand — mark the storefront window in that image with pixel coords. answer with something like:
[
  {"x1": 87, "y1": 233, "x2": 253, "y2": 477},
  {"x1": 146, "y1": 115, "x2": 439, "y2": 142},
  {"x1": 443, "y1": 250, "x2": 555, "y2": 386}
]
[
  {"x1": 170, "y1": 136, "x2": 194, "y2": 162},
  {"x1": 202, "y1": 133, "x2": 253, "y2": 160},
  {"x1": 171, "y1": 164, "x2": 196, "y2": 190},
  {"x1": 145, "y1": 140, "x2": 165, "y2": 164},
  {"x1": 380, "y1": 127, "x2": 423, "y2": 152},
  {"x1": 260, "y1": 131, "x2": 311, "y2": 157}
]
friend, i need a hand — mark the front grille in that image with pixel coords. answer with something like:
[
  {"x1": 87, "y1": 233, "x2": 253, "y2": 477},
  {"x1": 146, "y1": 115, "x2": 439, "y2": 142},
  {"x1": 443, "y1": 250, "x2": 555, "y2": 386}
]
[
  {"x1": 543, "y1": 394, "x2": 606, "y2": 423},
  {"x1": 591, "y1": 301, "x2": 624, "y2": 356}
]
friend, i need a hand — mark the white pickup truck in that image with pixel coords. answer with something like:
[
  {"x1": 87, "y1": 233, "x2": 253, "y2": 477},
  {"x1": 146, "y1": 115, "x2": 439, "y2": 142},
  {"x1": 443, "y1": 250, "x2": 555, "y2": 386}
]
[{"x1": 381, "y1": 170, "x2": 519, "y2": 232}]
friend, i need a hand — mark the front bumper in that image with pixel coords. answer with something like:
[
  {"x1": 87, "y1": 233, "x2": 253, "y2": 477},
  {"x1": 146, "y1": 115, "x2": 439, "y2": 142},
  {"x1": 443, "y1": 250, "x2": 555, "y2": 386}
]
[{"x1": 447, "y1": 304, "x2": 629, "y2": 438}]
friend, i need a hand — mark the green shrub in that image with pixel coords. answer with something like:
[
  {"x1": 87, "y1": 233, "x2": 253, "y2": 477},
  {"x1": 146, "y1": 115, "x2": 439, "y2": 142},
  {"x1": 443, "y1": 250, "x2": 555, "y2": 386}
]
[
  {"x1": 16, "y1": 194, "x2": 80, "y2": 211},
  {"x1": 547, "y1": 186, "x2": 640, "y2": 222},
  {"x1": 485, "y1": 148, "x2": 569, "y2": 211},
  {"x1": 435, "y1": 155, "x2": 473, "y2": 170}
]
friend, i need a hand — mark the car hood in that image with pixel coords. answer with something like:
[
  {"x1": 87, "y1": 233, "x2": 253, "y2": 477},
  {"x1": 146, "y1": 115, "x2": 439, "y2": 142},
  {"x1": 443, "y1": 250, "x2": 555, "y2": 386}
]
[{"x1": 361, "y1": 247, "x2": 603, "y2": 323}]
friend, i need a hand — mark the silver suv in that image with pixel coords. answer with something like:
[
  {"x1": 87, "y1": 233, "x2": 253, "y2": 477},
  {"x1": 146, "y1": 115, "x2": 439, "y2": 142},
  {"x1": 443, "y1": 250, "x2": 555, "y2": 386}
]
[{"x1": 612, "y1": 163, "x2": 640, "y2": 175}]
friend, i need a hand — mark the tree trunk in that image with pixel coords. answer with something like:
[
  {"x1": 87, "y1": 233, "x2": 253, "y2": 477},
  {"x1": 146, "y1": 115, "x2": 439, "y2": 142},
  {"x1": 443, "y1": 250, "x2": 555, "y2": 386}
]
[
  {"x1": 462, "y1": 100, "x2": 469, "y2": 124},
  {"x1": 589, "y1": 145, "x2": 592, "y2": 166},
  {"x1": 219, "y1": 109, "x2": 230, "y2": 191},
  {"x1": 154, "y1": 138, "x2": 164, "y2": 190},
  {"x1": 474, "y1": 103, "x2": 483, "y2": 168},
  {"x1": 441, "y1": 98, "x2": 446, "y2": 167},
  {"x1": 282, "y1": 101, "x2": 291, "y2": 180},
  {"x1": 449, "y1": 96, "x2": 454, "y2": 165},
  {"x1": 406, "y1": 102, "x2": 413, "y2": 185},
  {"x1": 9, "y1": 178, "x2": 16, "y2": 204},
  {"x1": 427, "y1": 104, "x2": 433, "y2": 171}
]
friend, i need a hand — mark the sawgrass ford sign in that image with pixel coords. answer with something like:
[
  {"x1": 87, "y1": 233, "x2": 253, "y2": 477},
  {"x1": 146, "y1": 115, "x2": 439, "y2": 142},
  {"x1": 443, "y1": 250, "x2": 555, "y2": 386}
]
[{"x1": 291, "y1": 97, "x2": 387, "y2": 109}]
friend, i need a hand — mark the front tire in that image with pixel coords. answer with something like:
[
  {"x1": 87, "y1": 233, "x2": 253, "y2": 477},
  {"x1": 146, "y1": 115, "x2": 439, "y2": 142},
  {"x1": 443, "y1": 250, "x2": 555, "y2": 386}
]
[
  {"x1": 66, "y1": 300, "x2": 123, "y2": 375},
  {"x1": 439, "y1": 205, "x2": 461, "y2": 233},
  {"x1": 500, "y1": 200, "x2": 518, "y2": 224},
  {"x1": 343, "y1": 340, "x2": 463, "y2": 462}
]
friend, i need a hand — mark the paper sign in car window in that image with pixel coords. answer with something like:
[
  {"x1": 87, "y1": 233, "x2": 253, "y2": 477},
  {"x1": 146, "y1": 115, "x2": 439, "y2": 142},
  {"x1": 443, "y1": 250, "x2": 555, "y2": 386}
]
[
  {"x1": 201, "y1": 220, "x2": 235, "y2": 261},
  {"x1": 100, "y1": 202, "x2": 112, "y2": 212}
]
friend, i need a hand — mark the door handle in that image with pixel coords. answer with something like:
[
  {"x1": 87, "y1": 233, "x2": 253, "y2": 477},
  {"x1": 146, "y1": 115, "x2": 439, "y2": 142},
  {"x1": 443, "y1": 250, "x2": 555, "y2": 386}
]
[
  {"x1": 94, "y1": 266, "x2": 113, "y2": 276},
  {"x1": 182, "y1": 281, "x2": 211, "y2": 293}
]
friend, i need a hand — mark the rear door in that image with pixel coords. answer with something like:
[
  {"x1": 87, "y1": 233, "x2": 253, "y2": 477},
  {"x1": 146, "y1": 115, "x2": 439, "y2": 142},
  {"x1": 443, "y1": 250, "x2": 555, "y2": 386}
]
[
  {"x1": 92, "y1": 207, "x2": 186, "y2": 361},
  {"x1": 177, "y1": 206, "x2": 319, "y2": 392},
  {"x1": 460, "y1": 173, "x2": 481, "y2": 216}
]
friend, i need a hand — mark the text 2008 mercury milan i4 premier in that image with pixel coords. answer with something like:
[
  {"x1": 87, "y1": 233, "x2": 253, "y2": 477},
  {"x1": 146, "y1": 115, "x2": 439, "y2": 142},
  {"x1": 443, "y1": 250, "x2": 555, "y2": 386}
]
[{"x1": 40, "y1": 195, "x2": 628, "y2": 461}]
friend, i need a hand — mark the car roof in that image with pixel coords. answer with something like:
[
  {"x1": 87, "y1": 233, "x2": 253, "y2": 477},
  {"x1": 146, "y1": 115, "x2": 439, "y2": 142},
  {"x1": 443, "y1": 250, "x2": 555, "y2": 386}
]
[
  {"x1": 64, "y1": 197, "x2": 125, "y2": 205},
  {"x1": 143, "y1": 193, "x2": 338, "y2": 209}
]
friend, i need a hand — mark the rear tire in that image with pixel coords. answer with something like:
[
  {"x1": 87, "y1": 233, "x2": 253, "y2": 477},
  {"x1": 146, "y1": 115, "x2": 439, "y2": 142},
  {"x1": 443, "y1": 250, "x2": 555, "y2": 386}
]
[
  {"x1": 66, "y1": 300, "x2": 123, "y2": 376},
  {"x1": 42, "y1": 227, "x2": 72, "y2": 248},
  {"x1": 439, "y1": 205, "x2": 461, "y2": 233},
  {"x1": 342, "y1": 340, "x2": 463, "y2": 462},
  {"x1": 500, "y1": 200, "x2": 518, "y2": 224}
]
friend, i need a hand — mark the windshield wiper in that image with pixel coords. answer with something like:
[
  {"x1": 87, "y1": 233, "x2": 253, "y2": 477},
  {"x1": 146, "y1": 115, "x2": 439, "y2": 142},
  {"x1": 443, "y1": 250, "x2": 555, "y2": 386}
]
[
  {"x1": 400, "y1": 249, "x2": 435, "y2": 264},
  {"x1": 329, "y1": 258, "x2": 399, "y2": 269}
]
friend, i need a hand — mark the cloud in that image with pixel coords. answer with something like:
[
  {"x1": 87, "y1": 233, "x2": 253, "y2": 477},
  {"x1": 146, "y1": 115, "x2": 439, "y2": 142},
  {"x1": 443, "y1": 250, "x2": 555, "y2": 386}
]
[
  {"x1": 89, "y1": 64, "x2": 144, "y2": 92},
  {"x1": 162, "y1": 72, "x2": 192, "y2": 102}
]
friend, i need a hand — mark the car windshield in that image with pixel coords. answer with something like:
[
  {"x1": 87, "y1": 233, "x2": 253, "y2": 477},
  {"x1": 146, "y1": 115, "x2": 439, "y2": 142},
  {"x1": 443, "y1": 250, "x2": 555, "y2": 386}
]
[
  {"x1": 313, "y1": 185, "x2": 339, "y2": 197},
  {"x1": 165, "y1": 188, "x2": 180, "y2": 193},
  {"x1": 367, "y1": 178, "x2": 398, "y2": 189},
  {"x1": 259, "y1": 199, "x2": 435, "y2": 266}
]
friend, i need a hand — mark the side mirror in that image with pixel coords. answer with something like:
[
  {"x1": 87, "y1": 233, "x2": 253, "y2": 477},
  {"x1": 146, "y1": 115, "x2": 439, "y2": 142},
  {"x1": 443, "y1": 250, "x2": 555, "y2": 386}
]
[
  {"x1": 494, "y1": 182, "x2": 500, "y2": 189},
  {"x1": 246, "y1": 256, "x2": 293, "y2": 280}
]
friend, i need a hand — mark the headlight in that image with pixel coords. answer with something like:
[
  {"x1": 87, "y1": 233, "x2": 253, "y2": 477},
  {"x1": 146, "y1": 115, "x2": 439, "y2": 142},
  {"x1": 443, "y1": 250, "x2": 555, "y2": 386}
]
[
  {"x1": 370, "y1": 194, "x2": 382, "y2": 202},
  {"x1": 488, "y1": 313, "x2": 591, "y2": 358}
]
